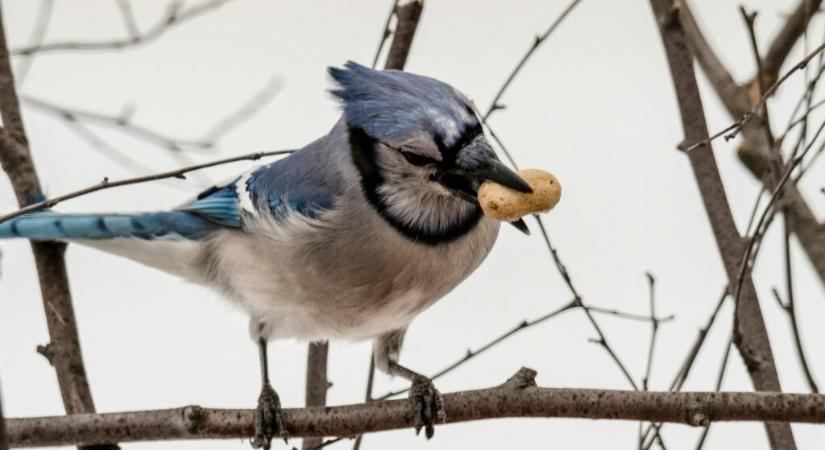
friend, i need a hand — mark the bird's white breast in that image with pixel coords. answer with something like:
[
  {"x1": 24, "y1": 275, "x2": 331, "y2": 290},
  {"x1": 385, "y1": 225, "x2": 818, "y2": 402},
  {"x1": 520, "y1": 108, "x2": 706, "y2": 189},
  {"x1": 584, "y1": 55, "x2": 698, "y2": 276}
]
[{"x1": 200, "y1": 203, "x2": 500, "y2": 342}]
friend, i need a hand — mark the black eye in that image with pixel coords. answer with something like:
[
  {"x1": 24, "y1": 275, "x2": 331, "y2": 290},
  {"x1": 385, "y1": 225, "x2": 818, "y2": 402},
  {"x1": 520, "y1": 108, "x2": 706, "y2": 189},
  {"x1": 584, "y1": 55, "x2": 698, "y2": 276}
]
[{"x1": 401, "y1": 151, "x2": 436, "y2": 167}]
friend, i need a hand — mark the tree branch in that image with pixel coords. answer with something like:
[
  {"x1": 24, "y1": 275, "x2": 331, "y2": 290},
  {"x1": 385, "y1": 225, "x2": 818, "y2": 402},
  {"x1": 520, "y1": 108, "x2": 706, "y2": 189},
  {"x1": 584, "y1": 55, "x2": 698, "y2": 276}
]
[
  {"x1": 764, "y1": 0, "x2": 824, "y2": 80},
  {"x1": 648, "y1": 1, "x2": 796, "y2": 448},
  {"x1": 11, "y1": 0, "x2": 234, "y2": 56},
  {"x1": 679, "y1": 1, "x2": 751, "y2": 117},
  {"x1": 0, "y1": 5, "x2": 117, "y2": 450},
  {"x1": 302, "y1": 342, "x2": 330, "y2": 450},
  {"x1": 383, "y1": 0, "x2": 423, "y2": 71},
  {"x1": 6, "y1": 367, "x2": 825, "y2": 448},
  {"x1": 0, "y1": 148, "x2": 294, "y2": 224}
]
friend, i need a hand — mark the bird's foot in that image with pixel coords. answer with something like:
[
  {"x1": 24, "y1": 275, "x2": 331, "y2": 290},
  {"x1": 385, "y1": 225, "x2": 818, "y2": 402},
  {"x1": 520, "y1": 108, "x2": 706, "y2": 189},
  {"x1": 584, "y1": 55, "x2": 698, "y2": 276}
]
[
  {"x1": 409, "y1": 375, "x2": 444, "y2": 439},
  {"x1": 251, "y1": 382, "x2": 288, "y2": 449}
]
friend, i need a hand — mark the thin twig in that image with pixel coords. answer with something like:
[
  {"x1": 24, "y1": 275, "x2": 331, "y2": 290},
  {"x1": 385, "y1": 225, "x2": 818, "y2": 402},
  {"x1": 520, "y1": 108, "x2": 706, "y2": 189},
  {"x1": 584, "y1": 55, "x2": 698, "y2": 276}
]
[
  {"x1": 482, "y1": 0, "x2": 584, "y2": 121},
  {"x1": 684, "y1": 40, "x2": 825, "y2": 152},
  {"x1": 640, "y1": 288, "x2": 728, "y2": 449},
  {"x1": 370, "y1": 0, "x2": 400, "y2": 69},
  {"x1": 732, "y1": 119, "x2": 825, "y2": 309},
  {"x1": 115, "y1": 0, "x2": 141, "y2": 39},
  {"x1": 15, "y1": 0, "x2": 54, "y2": 84},
  {"x1": 201, "y1": 78, "x2": 283, "y2": 143},
  {"x1": 11, "y1": 0, "x2": 235, "y2": 56},
  {"x1": 0, "y1": 147, "x2": 294, "y2": 224},
  {"x1": 587, "y1": 305, "x2": 674, "y2": 323},
  {"x1": 642, "y1": 273, "x2": 658, "y2": 391},
  {"x1": 778, "y1": 217, "x2": 820, "y2": 393}
]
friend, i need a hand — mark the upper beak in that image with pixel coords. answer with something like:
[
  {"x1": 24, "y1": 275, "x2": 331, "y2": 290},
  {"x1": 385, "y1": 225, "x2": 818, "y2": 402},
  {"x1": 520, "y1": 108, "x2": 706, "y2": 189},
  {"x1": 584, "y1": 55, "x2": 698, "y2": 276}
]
[{"x1": 473, "y1": 158, "x2": 533, "y2": 194}]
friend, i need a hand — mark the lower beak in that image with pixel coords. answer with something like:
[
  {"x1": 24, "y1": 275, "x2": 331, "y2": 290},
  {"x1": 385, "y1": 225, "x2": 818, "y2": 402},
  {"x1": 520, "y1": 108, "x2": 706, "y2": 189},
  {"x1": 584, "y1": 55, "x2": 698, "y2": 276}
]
[{"x1": 509, "y1": 218, "x2": 530, "y2": 235}]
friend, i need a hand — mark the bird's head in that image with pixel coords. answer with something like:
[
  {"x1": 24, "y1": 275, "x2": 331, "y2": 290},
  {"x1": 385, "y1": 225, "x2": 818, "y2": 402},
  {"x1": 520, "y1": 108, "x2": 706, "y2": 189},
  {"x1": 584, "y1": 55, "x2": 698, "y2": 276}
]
[{"x1": 329, "y1": 61, "x2": 531, "y2": 244}]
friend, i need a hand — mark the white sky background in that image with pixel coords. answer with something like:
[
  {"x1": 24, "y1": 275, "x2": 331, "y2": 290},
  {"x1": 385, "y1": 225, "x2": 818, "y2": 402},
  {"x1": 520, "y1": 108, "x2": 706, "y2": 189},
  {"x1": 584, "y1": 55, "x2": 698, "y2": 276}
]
[{"x1": 1, "y1": 0, "x2": 824, "y2": 449}]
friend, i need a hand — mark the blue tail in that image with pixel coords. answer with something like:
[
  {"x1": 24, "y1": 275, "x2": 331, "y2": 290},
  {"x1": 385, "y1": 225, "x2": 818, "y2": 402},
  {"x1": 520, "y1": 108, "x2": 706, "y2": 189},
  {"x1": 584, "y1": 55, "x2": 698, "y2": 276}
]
[{"x1": 0, "y1": 210, "x2": 218, "y2": 241}]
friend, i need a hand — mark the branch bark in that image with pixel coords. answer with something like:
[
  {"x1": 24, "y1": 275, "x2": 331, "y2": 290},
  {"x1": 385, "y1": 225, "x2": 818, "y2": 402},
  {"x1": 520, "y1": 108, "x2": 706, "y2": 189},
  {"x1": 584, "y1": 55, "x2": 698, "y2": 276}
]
[
  {"x1": 679, "y1": 1, "x2": 751, "y2": 117},
  {"x1": 384, "y1": 0, "x2": 423, "y2": 71},
  {"x1": 763, "y1": 0, "x2": 823, "y2": 80},
  {"x1": 682, "y1": 0, "x2": 825, "y2": 290},
  {"x1": 648, "y1": 1, "x2": 796, "y2": 448},
  {"x1": 302, "y1": 342, "x2": 329, "y2": 450},
  {"x1": 0, "y1": 7, "x2": 117, "y2": 450},
  {"x1": 6, "y1": 368, "x2": 825, "y2": 448}
]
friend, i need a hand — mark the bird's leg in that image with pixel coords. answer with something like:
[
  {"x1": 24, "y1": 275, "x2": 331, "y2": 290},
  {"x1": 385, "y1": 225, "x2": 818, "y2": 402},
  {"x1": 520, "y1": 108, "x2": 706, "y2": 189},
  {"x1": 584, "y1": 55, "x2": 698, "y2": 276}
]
[
  {"x1": 387, "y1": 360, "x2": 445, "y2": 438},
  {"x1": 251, "y1": 337, "x2": 287, "y2": 449}
]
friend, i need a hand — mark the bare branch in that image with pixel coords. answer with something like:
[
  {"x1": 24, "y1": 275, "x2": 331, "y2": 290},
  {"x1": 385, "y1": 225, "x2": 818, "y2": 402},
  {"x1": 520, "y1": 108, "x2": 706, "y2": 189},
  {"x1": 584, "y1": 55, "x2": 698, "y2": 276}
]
[
  {"x1": 383, "y1": 0, "x2": 423, "y2": 71},
  {"x1": 302, "y1": 342, "x2": 330, "y2": 450},
  {"x1": 679, "y1": 1, "x2": 751, "y2": 116},
  {"x1": 764, "y1": 0, "x2": 824, "y2": 80},
  {"x1": 649, "y1": 1, "x2": 795, "y2": 447},
  {"x1": 0, "y1": 5, "x2": 117, "y2": 450},
  {"x1": 684, "y1": 40, "x2": 825, "y2": 152},
  {"x1": 482, "y1": 0, "x2": 584, "y2": 121},
  {"x1": 15, "y1": 0, "x2": 55, "y2": 84},
  {"x1": 370, "y1": 0, "x2": 400, "y2": 68},
  {"x1": 642, "y1": 273, "x2": 659, "y2": 391},
  {"x1": 778, "y1": 218, "x2": 820, "y2": 392},
  {"x1": 0, "y1": 146, "x2": 294, "y2": 223},
  {"x1": 11, "y1": 0, "x2": 234, "y2": 56},
  {"x1": 7, "y1": 371, "x2": 825, "y2": 448}
]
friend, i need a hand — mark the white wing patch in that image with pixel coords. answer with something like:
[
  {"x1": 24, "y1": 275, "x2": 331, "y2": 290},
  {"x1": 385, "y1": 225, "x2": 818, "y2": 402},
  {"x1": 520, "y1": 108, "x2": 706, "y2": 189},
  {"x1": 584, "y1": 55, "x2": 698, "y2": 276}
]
[{"x1": 236, "y1": 169, "x2": 259, "y2": 218}]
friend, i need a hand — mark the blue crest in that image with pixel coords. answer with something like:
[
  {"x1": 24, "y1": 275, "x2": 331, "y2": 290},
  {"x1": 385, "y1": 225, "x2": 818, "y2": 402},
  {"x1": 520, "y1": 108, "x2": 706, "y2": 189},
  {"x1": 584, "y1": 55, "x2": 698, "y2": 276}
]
[{"x1": 328, "y1": 61, "x2": 480, "y2": 154}]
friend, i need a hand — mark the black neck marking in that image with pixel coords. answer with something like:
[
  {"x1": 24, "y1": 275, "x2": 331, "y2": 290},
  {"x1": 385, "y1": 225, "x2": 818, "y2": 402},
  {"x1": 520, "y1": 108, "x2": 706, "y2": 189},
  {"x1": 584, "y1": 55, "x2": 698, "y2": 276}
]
[{"x1": 348, "y1": 125, "x2": 482, "y2": 246}]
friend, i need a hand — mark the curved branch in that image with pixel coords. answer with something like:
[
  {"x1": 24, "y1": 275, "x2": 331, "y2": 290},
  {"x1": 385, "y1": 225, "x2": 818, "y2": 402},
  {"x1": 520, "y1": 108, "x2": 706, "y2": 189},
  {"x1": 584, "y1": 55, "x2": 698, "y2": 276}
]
[
  {"x1": 764, "y1": 0, "x2": 824, "y2": 79},
  {"x1": 7, "y1": 368, "x2": 825, "y2": 448},
  {"x1": 0, "y1": 146, "x2": 294, "y2": 224},
  {"x1": 680, "y1": 0, "x2": 751, "y2": 116},
  {"x1": 11, "y1": 0, "x2": 234, "y2": 56}
]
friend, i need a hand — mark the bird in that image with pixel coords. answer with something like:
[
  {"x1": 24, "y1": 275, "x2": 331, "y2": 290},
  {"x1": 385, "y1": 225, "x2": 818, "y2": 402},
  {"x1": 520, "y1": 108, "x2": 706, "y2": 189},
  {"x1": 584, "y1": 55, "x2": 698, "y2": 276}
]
[{"x1": 0, "y1": 61, "x2": 532, "y2": 448}]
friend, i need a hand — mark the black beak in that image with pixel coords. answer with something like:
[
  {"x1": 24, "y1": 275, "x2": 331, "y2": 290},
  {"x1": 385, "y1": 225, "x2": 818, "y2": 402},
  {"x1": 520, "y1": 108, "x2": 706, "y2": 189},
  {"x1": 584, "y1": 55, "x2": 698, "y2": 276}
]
[
  {"x1": 509, "y1": 218, "x2": 531, "y2": 235},
  {"x1": 474, "y1": 158, "x2": 533, "y2": 194}
]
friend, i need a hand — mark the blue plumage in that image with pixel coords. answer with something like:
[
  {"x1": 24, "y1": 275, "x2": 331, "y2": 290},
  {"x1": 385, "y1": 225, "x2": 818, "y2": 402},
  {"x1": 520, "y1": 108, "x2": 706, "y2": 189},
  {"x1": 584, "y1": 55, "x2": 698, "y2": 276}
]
[
  {"x1": 0, "y1": 210, "x2": 217, "y2": 240},
  {"x1": 246, "y1": 146, "x2": 337, "y2": 219},
  {"x1": 178, "y1": 183, "x2": 242, "y2": 228}
]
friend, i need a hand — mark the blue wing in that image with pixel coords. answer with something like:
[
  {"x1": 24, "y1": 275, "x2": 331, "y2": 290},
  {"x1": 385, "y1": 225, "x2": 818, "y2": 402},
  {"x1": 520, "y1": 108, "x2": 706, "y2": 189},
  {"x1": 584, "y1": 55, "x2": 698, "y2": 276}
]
[{"x1": 0, "y1": 137, "x2": 342, "y2": 242}]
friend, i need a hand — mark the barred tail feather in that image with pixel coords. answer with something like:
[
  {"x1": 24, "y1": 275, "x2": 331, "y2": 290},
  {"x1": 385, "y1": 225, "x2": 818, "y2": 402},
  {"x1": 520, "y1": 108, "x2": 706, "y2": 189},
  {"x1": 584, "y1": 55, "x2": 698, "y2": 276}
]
[{"x1": 0, "y1": 211, "x2": 217, "y2": 241}]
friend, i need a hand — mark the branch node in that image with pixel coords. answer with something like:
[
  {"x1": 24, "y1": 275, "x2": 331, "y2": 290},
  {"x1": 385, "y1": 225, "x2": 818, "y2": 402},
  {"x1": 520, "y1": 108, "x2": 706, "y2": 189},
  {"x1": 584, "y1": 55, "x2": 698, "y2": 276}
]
[
  {"x1": 686, "y1": 409, "x2": 710, "y2": 427},
  {"x1": 36, "y1": 343, "x2": 54, "y2": 365},
  {"x1": 502, "y1": 367, "x2": 537, "y2": 389},
  {"x1": 181, "y1": 405, "x2": 206, "y2": 433}
]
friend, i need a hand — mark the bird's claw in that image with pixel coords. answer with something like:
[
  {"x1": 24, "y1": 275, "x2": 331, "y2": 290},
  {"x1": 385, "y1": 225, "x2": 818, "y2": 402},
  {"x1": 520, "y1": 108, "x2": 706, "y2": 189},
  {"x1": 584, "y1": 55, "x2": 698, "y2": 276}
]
[
  {"x1": 410, "y1": 375, "x2": 444, "y2": 439},
  {"x1": 251, "y1": 382, "x2": 288, "y2": 449}
]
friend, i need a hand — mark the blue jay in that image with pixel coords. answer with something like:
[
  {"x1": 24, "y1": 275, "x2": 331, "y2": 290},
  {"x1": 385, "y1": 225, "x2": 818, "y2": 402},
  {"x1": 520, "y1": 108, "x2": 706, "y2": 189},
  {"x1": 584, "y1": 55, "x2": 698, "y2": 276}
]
[{"x1": 0, "y1": 61, "x2": 532, "y2": 447}]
